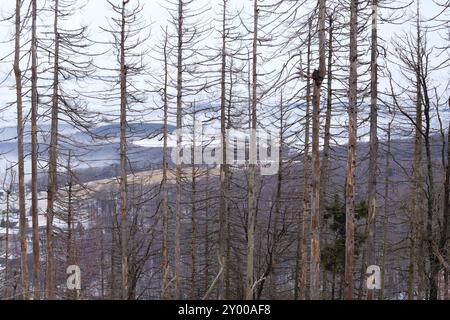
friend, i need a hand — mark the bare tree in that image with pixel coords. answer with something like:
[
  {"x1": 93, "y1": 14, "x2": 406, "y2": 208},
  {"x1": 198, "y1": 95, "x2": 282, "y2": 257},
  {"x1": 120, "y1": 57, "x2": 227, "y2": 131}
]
[
  {"x1": 310, "y1": 0, "x2": 327, "y2": 300},
  {"x1": 30, "y1": 0, "x2": 41, "y2": 300},
  {"x1": 366, "y1": 0, "x2": 379, "y2": 300},
  {"x1": 343, "y1": 0, "x2": 358, "y2": 300},
  {"x1": 13, "y1": 0, "x2": 29, "y2": 300}
]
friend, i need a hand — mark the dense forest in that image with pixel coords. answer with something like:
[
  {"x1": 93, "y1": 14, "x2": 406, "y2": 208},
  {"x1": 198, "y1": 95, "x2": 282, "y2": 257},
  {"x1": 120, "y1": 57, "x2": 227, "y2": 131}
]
[{"x1": 0, "y1": 0, "x2": 449, "y2": 300}]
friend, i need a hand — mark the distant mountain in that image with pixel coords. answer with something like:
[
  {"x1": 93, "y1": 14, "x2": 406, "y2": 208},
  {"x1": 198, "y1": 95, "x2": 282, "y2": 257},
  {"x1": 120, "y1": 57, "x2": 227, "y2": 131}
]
[
  {"x1": 90, "y1": 122, "x2": 176, "y2": 140},
  {"x1": 0, "y1": 122, "x2": 176, "y2": 181}
]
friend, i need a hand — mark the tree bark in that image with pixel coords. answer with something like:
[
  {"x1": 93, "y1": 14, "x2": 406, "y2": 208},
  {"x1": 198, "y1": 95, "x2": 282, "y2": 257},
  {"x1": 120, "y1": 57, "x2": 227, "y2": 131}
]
[
  {"x1": 119, "y1": 0, "x2": 129, "y2": 299},
  {"x1": 366, "y1": 0, "x2": 379, "y2": 300},
  {"x1": 300, "y1": 19, "x2": 312, "y2": 300},
  {"x1": 161, "y1": 26, "x2": 170, "y2": 300},
  {"x1": 46, "y1": 0, "x2": 60, "y2": 300},
  {"x1": 174, "y1": 0, "x2": 184, "y2": 300},
  {"x1": 30, "y1": 0, "x2": 40, "y2": 301},
  {"x1": 245, "y1": 0, "x2": 258, "y2": 300},
  {"x1": 310, "y1": 0, "x2": 326, "y2": 300},
  {"x1": 218, "y1": 0, "x2": 229, "y2": 299},
  {"x1": 343, "y1": 0, "x2": 358, "y2": 300},
  {"x1": 14, "y1": 0, "x2": 29, "y2": 300},
  {"x1": 380, "y1": 122, "x2": 391, "y2": 300}
]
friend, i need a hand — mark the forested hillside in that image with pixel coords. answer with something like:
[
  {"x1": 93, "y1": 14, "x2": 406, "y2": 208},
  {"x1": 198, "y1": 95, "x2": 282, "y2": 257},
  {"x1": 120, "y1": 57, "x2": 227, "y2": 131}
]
[{"x1": 0, "y1": 0, "x2": 449, "y2": 301}]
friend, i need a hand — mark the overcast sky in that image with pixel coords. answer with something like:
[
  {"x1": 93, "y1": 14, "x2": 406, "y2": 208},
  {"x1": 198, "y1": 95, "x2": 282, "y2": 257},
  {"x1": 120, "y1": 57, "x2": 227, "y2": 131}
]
[{"x1": 0, "y1": 0, "x2": 449, "y2": 128}]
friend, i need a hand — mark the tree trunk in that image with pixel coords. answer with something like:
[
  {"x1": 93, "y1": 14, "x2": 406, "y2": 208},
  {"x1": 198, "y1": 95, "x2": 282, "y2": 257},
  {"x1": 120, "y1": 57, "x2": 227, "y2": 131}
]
[
  {"x1": 204, "y1": 169, "x2": 210, "y2": 295},
  {"x1": 310, "y1": 0, "x2": 326, "y2": 300},
  {"x1": 442, "y1": 115, "x2": 450, "y2": 300},
  {"x1": 14, "y1": 0, "x2": 29, "y2": 300},
  {"x1": 119, "y1": 1, "x2": 129, "y2": 300},
  {"x1": 30, "y1": 0, "x2": 40, "y2": 300},
  {"x1": 190, "y1": 107, "x2": 198, "y2": 299},
  {"x1": 380, "y1": 122, "x2": 391, "y2": 300},
  {"x1": 366, "y1": 0, "x2": 378, "y2": 300},
  {"x1": 66, "y1": 152, "x2": 76, "y2": 300},
  {"x1": 218, "y1": 0, "x2": 229, "y2": 299},
  {"x1": 161, "y1": 26, "x2": 170, "y2": 300},
  {"x1": 174, "y1": 0, "x2": 184, "y2": 300},
  {"x1": 344, "y1": 0, "x2": 358, "y2": 300},
  {"x1": 300, "y1": 19, "x2": 312, "y2": 300},
  {"x1": 46, "y1": 0, "x2": 60, "y2": 300},
  {"x1": 245, "y1": 0, "x2": 258, "y2": 300},
  {"x1": 423, "y1": 81, "x2": 438, "y2": 300},
  {"x1": 4, "y1": 190, "x2": 10, "y2": 299},
  {"x1": 320, "y1": 14, "x2": 333, "y2": 208}
]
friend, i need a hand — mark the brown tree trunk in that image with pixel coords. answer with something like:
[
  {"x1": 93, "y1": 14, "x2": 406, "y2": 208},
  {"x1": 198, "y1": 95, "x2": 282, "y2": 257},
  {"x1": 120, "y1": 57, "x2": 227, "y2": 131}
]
[
  {"x1": 319, "y1": 13, "x2": 334, "y2": 220},
  {"x1": 66, "y1": 152, "x2": 75, "y2": 300},
  {"x1": 30, "y1": 0, "x2": 40, "y2": 301},
  {"x1": 423, "y1": 80, "x2": 438, "y2": 300},
  {"x1": 174, "y1": 0, "x2": 184, "y2": 300},
  {"x1": 245, "y1": 0, "x2": 258, "y2": 300},
  {"x1": 366, "y1": 0, "x2": 379, "y2": 300},
  {"x1": 190, "y1": 107, "x2": 198, "y2": 299},
  {"x1": 343, "y1": 0, "x2": 358, "y2": 300},
  {"x1": 46, "y1": 0, "x2": 60, "y2": 300},
  {"x1": 218, "y1": 0, "x2": 229, "y2": 299},
  {"x1": 161, "y1": 26, "x2": 170, "y2": 300},
  {"x1": 204, "y1": 169, "x2": 210, "y2": 295},
  {"x1": 119, "y1": 0, "x2": 129, "y2": 300},
  {"x1": 225, "y1": 60, "x2": 234, "y2": 300},
  {"x1": 14, "y1": 0, "x2": 29, "y2": 300},
  {"x1": 380, "y1": 122, "x2": 391, "y2": 300},
  {"x1": 310, "y1": 0, "x2": 326, "y2": 300},
  {"x1": 4, "y1": 188, "x2": 11, "y2": 299},
  {"x1": 442, "y1": 115, "x2": 450, "y2": 300},
  {"x1": 300, "y1": 19, "x2": 312, "y2": 300}
]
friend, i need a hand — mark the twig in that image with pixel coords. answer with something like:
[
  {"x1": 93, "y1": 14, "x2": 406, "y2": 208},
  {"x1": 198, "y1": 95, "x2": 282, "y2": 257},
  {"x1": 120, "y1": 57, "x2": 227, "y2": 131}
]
[{"x1": 202, "y1": 256, "x2": 224, "y2": 300}]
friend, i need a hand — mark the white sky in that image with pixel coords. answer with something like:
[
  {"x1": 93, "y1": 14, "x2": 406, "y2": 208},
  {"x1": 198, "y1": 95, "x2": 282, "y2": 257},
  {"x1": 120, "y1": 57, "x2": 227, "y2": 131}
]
[{"x1": 0, "y1": 0, "x2": 449, "y2": 128}]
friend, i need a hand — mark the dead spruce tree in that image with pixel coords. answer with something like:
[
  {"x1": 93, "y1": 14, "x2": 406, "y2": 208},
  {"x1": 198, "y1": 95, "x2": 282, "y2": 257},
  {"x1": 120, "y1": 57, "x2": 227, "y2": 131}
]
[
  {"x1": 343, "y1": 0, "x2": 358, "y2": 300},
  {"x1": 13, "y1": 0, "x2": 30, "y2": 300},
  {"x1": 99, "y1": 0, "x2": 149, "y2": 299},
  {"x1": 310, "y1": 0, "x2": 327, "y2": 300},
  {"x1": 41, "y1": 0, "x2": 94, "y2": 299},
  {"x1": 164, "y1": 0, "x2": 209, "y2": 299},
  {"x1": 30, "y1": 0, "x2": 41, "y2": 300}
]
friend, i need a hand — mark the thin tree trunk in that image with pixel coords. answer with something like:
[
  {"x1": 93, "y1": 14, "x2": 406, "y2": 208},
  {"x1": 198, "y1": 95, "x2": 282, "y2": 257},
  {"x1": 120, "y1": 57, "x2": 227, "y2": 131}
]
[
  {"x1": 218, "y1": 0, "x2": 229, "y2": 299},
  {"x1": 46, "y1": 0, "x2": 60, "y2": 300},
  {"x1": 5, "y1": 190, "x2": 10, "y2": 299},
  {"x1": 174, "y1": 0, "x2": 184, "y2": 300},
  {"x1": 161, "y1": 26, "x2": 170, "y2": 300},
  {"x1": 14, "y1": 0, "x2": 29, "y2": 300},
  {"x1": 310, "y1": 0, "x2": 326, "y2": 300},
  {"x1": 30, "y1": 0, "x2": 40, "y2": 300},
  {"x1": 366, "y1": 0, "x2": 379, "y2": 300},
  {"x1": 190, "y1": 106, "x2": 198, "y2": 299},
  {"x1": 423, "y1": 82, "x2": 438, "y2": 300},
  {"x1": 110, "y1": 198, "x2": 117, "y2": 299},
  {"x1": 300, "y1": 19, "x2": 312, "y2": 299},
  {"x1": 380, "y1": 122, "x2": 391, "y2": 300},
  {"x1": 100, "y1": 225, "x2": 105, "y2": 299},
  {"x1": 119, "y1": 0, "x2": 129, "y2": 300},
  {"x1": 412, "y1": 3, "x2": 426, "y2": 299},
  {"x1": 225, "y1": 61, "x2": 234, "y2": 300},
  {"x1": 320, "y1": 14, "x2": 333, "y2": 209},
  {"x1": 66, "y1": 152, "x2": 75, "y2": 300},
  {"x1": 204, "y1": 169, "x2": 210, "y2": 295},
  {"x1": 442, "y1": 115, "x2": 450, "y2": 300},
  {"x1": 245, "y1": 0, "x2": 258, "y2": 300},
  {"x1": 344, "y1": 0, "x2": 358, "y2": 300},
  {"x1": 318, "y1": 14, "x2": 334, "y2": 301}
]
